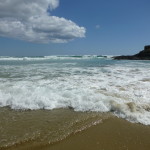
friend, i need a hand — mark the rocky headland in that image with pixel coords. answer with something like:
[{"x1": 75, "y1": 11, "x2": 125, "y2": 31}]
[{"x1": 113, "y1": 45, "x2": 150, "y2": 60}]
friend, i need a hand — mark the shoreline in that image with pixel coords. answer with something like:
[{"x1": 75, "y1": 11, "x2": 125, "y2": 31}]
[
  {"x1": 4, "y1": 116, "x2": 150, "y2": 150},
  {"x1": 50, "y1": 117, "x2": 150, "y2": 150}
]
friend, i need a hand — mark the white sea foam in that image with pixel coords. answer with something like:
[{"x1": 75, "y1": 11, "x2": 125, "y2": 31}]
[
  {"x1": 0, "y1": 55, "x2": 108, "y2": 61},
  {"x1": 0, "y1": 58, "x2": 150, "y2": 125}
]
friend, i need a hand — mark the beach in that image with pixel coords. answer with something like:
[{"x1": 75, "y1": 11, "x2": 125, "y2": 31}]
[
  {"x1": 50, "y1": 117, "x2": 150, "y2": 150},
  {"x1": 1, "y1": 0, "x2": 150, "y2": 149},
  {"x1": 0, "y1": 56, "x2": 150, "y2": 149},
  {"x1": 1, "y1": 109, "x2": 150, "y2": 150}
]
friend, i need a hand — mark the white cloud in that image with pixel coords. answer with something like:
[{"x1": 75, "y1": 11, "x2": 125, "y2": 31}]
[
  {"x1": 96, "y1": 25, "x2": 100, "y2": 29},
  {"x1": 0, "y1": 0, "x2": 86, "y2": 43}
]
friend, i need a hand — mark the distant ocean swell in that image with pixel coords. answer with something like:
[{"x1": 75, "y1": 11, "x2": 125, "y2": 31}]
[
  {"x1": 0, "y1": 55, "x2": 110, "y2": 61},
  {"x1": 0, "y1": 56, "x2": 150, "y2": 125}
]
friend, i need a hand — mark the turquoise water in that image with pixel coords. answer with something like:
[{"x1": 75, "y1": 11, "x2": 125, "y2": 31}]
[{"x1": 0, "y1": 56, "x2": 150, "y2": 125}]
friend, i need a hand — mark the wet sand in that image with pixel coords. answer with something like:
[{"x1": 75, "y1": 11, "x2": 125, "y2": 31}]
[
  {"x1": 50, "y1": 117, "x2": 150, "y2": 150},
  {"x1": 4, "y1": 116, "x2": 150, "y2": 150}
]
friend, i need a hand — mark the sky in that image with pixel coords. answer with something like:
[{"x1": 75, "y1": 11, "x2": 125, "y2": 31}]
[{"x1": 0, "y1": 0, "x2": 150, "y2": 56}]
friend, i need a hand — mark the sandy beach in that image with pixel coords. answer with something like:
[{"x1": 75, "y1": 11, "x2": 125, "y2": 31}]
[
  {"x1": 1, "y1": 57, "x2": 150, "y2": 150},
  {"x1": 50, "y1": 117, "x2": 150, "y2": 150},
  {"x1": 1, "y1": 0, "x2": 150, "y2": 149},
  {"x1": 2, "y1": 115, "x2": 150, "y2": 150}
]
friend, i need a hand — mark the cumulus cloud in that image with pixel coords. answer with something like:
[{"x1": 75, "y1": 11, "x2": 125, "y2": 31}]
[{"x1": 0, "y1": 0, "x2": 86, "y2": 43}]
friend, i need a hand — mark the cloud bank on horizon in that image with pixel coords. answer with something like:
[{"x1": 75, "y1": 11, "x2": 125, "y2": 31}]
[{"x1": 0, "y1": 0, "x2": 86, "y2": 43}]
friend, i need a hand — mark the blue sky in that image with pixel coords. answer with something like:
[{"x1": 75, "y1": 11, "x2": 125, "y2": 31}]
[{"x1": 0, "y1": 0, "x2": 150, "y2": 56}]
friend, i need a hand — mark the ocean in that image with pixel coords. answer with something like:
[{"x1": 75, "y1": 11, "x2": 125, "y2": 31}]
[{"x1": 0, "y1": 55, "x2": 150, "y2": 149}]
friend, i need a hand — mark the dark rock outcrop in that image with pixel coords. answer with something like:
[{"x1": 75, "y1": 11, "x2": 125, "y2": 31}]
[{"x1": 113, "y1": 45, "x2": 150, "y2": 60}]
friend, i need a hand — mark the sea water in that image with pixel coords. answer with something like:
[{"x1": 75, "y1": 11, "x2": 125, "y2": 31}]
[
  {"x1": 0, "y1": 55, "x2": 150, "y2": 124},
  {"x1": 0, "y1": 55, "x2": 150, "y2": 148}
]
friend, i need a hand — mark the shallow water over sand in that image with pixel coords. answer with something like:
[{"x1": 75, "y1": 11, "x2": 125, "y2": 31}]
[
  {"x1": 0, "y1": 108, "x2": 110, "y2": 149},
  {"x1": 49, "y1": 117, "x2": 150, "y2": 150},
  {"x1": 1, "y1": 108, "x2": 150, "y2": 150},
  {"x1": 0, "y1": 56, "x2": 150, "y2": 149}
]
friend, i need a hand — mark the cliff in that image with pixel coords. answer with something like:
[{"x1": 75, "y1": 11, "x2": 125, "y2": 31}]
[{"x1": 113, "y1": 45, "x2": 150, "y2": 60}]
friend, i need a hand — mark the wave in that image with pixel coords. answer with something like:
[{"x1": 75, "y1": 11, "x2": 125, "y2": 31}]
[
  {"x1": 0, "y1": 58, "x2": 150, "y2": 125},
  {"x1": 0, "y1": 55, "x2": 112, "y2": 61},
  {"x1": 0, "y1": 64, "x2": 150, "y2": 125}
]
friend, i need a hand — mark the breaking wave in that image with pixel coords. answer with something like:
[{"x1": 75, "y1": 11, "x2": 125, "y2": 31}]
[
  {"x1": 0, "y1": 55, "x2": 111, "y2": 61},
  {"x1": 0, "y1": 57, "x2": 150, "y2": 125}
]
